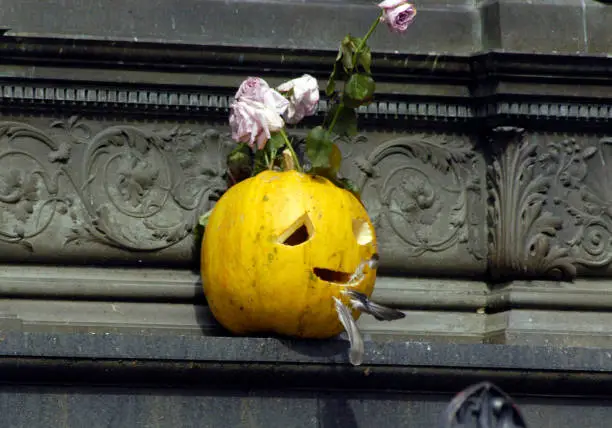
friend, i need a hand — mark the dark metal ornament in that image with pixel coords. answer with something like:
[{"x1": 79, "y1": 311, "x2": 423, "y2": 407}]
[{"x1": 439, "y1": 382, "x2": 528, "y2": 428}]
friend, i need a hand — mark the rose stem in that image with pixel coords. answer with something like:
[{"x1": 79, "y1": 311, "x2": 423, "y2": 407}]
[
  {"x1": 327, "y1": 13, "x2": 382, "y2": 138},
  {"x1": 352, "y1": 12, "x2": 382, "y2": 65},
  {"x1": 327, "y1": 103, "x2": 343, "y2": 136}
]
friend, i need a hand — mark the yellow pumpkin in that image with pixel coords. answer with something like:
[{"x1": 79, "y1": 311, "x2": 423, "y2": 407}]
[{"x1": 201, "y1": 169, "x2": 378, "y2": 339}]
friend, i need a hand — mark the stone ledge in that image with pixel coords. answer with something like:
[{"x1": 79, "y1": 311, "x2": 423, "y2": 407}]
[
  {"x1": 0, "y1": 265, "x2": 488, "y2": 306},
  {"x1": 3, "y1": 329, "x2": 612, "y2": 373},
  {"x1": 0, "y1": 341, "x2": 611, "y2": 427},
  {"x1": 7, "y1": 266, "x2": 612, "y2": 311},
  {"x1": 6, "y1": 272, "x2": 612, "y2": 347}
]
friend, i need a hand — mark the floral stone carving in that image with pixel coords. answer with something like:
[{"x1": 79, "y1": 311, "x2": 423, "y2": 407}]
[
  {"x1": 0, "y1": 116, "x2": 229, "y2": 264},
  {"x1": 0, "y1": 116, "x2": 487, "y2": 274},
  {"x1": 347, "y1": 133, "x2": 487, "y2": 275},
  {"x1": 488, "y1": 127, "x2": 612, "y2": 280},
  {"x1": 553, "y1": 135, "x2": 612, "y2": 274}
]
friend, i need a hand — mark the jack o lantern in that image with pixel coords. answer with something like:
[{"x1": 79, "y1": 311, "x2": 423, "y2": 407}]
[{"x1": 201, "y1": 169, "x2": 378, "y2": 339}]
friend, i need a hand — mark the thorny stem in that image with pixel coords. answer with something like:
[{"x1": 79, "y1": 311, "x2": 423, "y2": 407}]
[{"x1": 280, "y1": 129, "x2": 303, "y2": 172}]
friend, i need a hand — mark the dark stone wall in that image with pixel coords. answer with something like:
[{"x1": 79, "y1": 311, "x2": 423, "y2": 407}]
[{"x1": 2, "y1": 1, "x2": 612, "y2": 426}]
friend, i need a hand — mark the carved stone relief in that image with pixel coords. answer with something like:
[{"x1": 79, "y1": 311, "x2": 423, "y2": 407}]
[
  {"x1": 488, "y1": 127, "x2": 612, "y2": 280},
  {"x1": 339, "y1": 132, "x2": 487, "y2": 275},
  {"x1": 0, "y1": 116, "x2": 488, "y2": 274},
  {"x1": 0, "y1": 116, "x2": 230, "y2": 265}
]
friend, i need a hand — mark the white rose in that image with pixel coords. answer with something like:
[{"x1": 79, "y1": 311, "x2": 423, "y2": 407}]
[{"x1": 277, "y1": 74, "x2": 320, "y2": 125}]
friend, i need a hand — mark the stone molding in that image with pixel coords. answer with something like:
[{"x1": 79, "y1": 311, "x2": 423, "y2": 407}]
[
  {"x1": 1, "y1": 36, "x2": 612, "y2": 281},
  {"x1": 3, "y1": 265, "x2": 612, "y2": 347},
  {"x1": 0, "y1": 115, "x2": 487, "y2": 275},
  {"x1": 5, "y1": 81, "x2": 612, "y2": 123},
  {"x1": 2, "y1": 0, "x2": 612, "y2": 56},
  {"x1": 4, "y1": 113, "x2": 612, "y2": 280}
]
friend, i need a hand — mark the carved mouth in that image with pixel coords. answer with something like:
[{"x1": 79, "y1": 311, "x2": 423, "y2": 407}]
[{"x1": 313, "y1": 268, "x2": 353, "y2": 284}]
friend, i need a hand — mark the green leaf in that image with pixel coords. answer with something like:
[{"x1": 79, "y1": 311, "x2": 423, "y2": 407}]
[
  {"x1": 316, "y1": 174, "x2": 361, "y2": 199},
  {"x1": 253, "y1": 149, "x2": 269, "y2": 175},
  {"x1": 328, "y1": 143, "x2": 342, "y2": 176},
  {"x1": 310, "y1": 143, "x2": 342, "y2": 181},
  {"x1": 226, "y1": 143, "x2": 253, "y2": 185},
  {"x1": 343, "y1": 73, "x2": 376, "y2": 108},
  {"x1": 251, "y1": 132, "x2": 286, "y2": 174},
  {"x1": 226, "y1": 143, "x2": 251, "y2": 169},
  {"x1": 267, "y1": 132, "x2": 285, "y2": 153},
  {"x1": 327, "y1": 35, "x2": 360, "y2": 97},
  {"x1": 349, "y1": 36, "x2": 363, "y2": 45},
  {"x1": 340, "y1": 35, "x2": 356, "y2": 71},
  {"x1": 325, "y1": 103, "x2": 358, "y2": 138},
  {"x1": 356, "y1": 45, "x2": 372, "y2": 74},
  {"x1": 338, "y1": 177, "x2": 359, "y2": 194},
  {"x1": 337, "y1": 177, "x2": 362, "y2": 199},
  {"x1": 306, "y1": 126, "x2": 334, "y2": 170}
]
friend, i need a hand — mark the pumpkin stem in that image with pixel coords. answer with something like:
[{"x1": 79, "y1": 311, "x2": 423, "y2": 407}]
[
  {"x1": 281, "y1": 149, "x2": 296, "y2": 171},
  {"x1": 279, "y1": 129, "x2": 303, "y2": 172}
]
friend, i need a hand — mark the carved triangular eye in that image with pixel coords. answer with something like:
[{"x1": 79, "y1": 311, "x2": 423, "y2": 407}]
[
  {"x1": 278, "y1": 213, "x2": 313, "y2": 246},
  {"x1": 353, "y1": 218, "x2": 373, "y2": 245}
]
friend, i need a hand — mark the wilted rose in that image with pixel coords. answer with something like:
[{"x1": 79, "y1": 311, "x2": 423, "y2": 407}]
[
  {"x1": 234, "y1": 76, "x2": 289, "y2": 116},
  {"x1": 378, "y1": 0, "x2": 416, "y2": 34},
  {"x1": 276, "y1": 74, "x2": 320, "y2": 125},
  {"x1": 229, "y1": 97, "x2": 285, "y2": 150}
]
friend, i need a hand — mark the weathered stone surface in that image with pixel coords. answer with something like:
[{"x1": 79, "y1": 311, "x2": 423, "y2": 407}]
[
  {"x1": 0, "y1": 116, "x2": 487, "y2": 275},
  {"x1": 6, "y1": 269, "x2": 612, "y2": 347},
  {"x1": 344, "y1": 132, "x2": 487, "y2": 275},
  {"x1": 495, "y1": 0, "x2": 587, "y2": 54},
  {"x1": 488, "y1": 128, "x2": 612, "y2": 280},
  {"x1": 0, "y1": 116, "x2": 226, "y2": 266},
  {"x1": 2, "y1": 0, "x2": 612, "y2": 57},
  {"x1": 0, "y1": 384, "x2": 609, "y2": 428},
  {"x1": 586, "y1": 1, "x2": 612, "y2": 55},
  {"x1": 0, "y1": 0, "x2": 478, "y2": 54},
  {"x1": 5, "y1": 329, "x2": 612, "y2": 370},
  {"x1": 488, "y1": 309, "x2": 612, "y2": 347},
  {"x1": 0, "y1": 387, "x2": 321, "y2": 428}
]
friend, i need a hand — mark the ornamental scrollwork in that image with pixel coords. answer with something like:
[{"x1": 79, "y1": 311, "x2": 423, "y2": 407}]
[
  {"x1": 352, "y1": 134, "x2": 485, "y2": 261},
  {"x1": 486, "y1": 128, "x2": 609, "y2": 280},
  {"x1": 554, "y1": 137, "x2": 612, "y2": 273},
  {"x1": 0, "y1": 117, "x2": 231, "y2": 253}
]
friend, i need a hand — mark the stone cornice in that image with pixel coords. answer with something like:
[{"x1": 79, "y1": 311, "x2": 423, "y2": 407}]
[
  {"x1": 2, "y1": 0, "x2": 612, "y2": 56},
  {"x1": 2, "y1": 35, "x2": 612, "y2": 128}
]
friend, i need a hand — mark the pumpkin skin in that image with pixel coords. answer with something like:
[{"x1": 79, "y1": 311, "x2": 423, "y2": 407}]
[{"x1": 201, "y1": 169, "x2": 378, "y2": 339}]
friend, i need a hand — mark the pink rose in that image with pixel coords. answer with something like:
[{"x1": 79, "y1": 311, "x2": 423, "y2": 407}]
[
  {"x1": 276, "y1": 74, "x2": 320, "y2": 125},
  {"x1": 229, "y1": 97, "x2": 285, "y2": 150},
  {"x1": 234, "y1": 76, "x2": 289, "y2": 116},
  {"x1": 378, "y1": 0, "x2": 416, "y2": 34}
]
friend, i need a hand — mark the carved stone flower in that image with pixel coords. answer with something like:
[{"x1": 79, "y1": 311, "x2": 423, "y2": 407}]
[
  {"x1": 397, "y1": 175, "x2": 441, "y2": 225},
  {"x1": 0, "y1": 169, "x2": 39, "y2": 222},
  {"x1": 116, "y1": 154, "x2": 159, "y2": 207}
]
